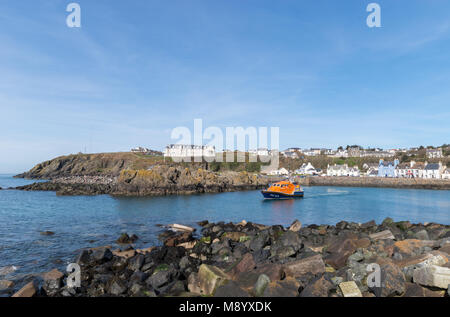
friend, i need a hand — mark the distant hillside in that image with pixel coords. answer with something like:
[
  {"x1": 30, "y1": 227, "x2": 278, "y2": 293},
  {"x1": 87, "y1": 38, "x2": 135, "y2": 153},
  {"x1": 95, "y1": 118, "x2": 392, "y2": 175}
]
[{"x1": 15, "y1": 152, "x2": 166, "y2": 179}]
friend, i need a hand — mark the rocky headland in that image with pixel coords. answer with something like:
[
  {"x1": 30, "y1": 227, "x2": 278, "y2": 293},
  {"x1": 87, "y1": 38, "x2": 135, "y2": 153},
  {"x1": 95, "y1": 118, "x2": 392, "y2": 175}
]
[
  {"x1": 14, "y1": 167, "x2": 269, "y2": 196},
  {"x1": 4, "y1": 219, "x2": 450, "y2": 297}
]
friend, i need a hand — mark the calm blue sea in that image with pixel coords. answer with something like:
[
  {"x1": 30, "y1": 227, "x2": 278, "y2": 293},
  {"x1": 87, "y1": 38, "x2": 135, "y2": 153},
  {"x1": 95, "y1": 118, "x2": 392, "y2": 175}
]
[{"x1": 0, "y1": 174, "x2": 449, "y2": 285}]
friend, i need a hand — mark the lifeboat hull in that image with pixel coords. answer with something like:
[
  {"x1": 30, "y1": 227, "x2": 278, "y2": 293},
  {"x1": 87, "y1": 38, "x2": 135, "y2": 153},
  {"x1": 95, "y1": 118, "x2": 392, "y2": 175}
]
[{"x1": 261, "y1": 190, "x2": 304, "y2": 199}]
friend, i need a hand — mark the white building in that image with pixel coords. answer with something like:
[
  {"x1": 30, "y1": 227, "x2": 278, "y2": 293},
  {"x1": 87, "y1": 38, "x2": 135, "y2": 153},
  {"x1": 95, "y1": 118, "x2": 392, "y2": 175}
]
[
  {"x1": 327, "y1": 164, "x2": 360, "y2": 177},
  {"x1": 395, "y1": 161, "x2": 445, "y2": 179},
  {"x1": 131, "y1": 147, "x2": 151, "y2": 153},
  {"x1": 442, "y1": 168, "x2": 450, "y2": 179},
  {"x1": 295, "y1": 163, "x2": 317, "y2": 175},
  {"x1": 266, "y1": 168, "x2": 289, "y2": 176},
  {"x1": 302, "y1": 148, "x2": 322, "y2": 156},
  {"x1": 331, "y1": 150, "x2": 349, "y2": 158},
  {"x1": 422, "y1": 162, "x2": 445, "y2": 179},
  {"x1": 426, "y1": 148, "x2": 443, "y2": 159},
  {"x1": 164, "y1": 144, "x2": 215, "y2": 158}
]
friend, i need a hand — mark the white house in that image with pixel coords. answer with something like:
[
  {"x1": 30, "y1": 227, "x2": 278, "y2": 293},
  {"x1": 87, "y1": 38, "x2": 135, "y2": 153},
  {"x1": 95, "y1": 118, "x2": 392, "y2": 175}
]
[
  {"x1": 331, "y1": 150, "x2": 349, "y2": 158},
  {"x1": 164, "y1": 144, "x2": 216, "y2": 159},
  {"x1": 422, "y1": 162, "x2": 445, "y2": 179},
  {"x1": 442, "y1": 168, "x2": 450, "y2": 179},
  {"x1": 327, "y1": 164, "x2": 360, "y2": 177},
  {"x1": 302, "y1": 148, "x2": 322, "y2": 156},
  {"x1": 426, "y1": 148, "x2": 443, "y2": 159},
  {"x1": 295, "y1": 163, "x2": 317, "y2": 175}
]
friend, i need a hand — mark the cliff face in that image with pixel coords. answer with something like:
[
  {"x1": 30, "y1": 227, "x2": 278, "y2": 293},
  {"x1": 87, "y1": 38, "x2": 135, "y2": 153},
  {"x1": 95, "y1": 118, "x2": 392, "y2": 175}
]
[{"x1": 15, "y1": 153, "x2": 164, "y2": 179}]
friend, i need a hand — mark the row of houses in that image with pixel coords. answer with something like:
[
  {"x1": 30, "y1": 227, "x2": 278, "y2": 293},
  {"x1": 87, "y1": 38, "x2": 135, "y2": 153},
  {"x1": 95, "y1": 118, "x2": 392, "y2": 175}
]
[
  {"x1": 262, "y1": 160, "x2": 450, "y2": 179},
  {"x1": 369, "y1": 160, "x2": 450, "y2": 179},
  {"x1": 280, "y1": 147, "x2": 447, "y2": 159}
]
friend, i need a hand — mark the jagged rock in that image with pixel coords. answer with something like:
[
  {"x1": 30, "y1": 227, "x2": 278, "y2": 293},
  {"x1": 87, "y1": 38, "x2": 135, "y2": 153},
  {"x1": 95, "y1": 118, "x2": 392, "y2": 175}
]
[
  {"x1": 128, "y1": 254, "x2": 145, "y2": 271},
  {"x1": 42, "y1": 269, "x2": 64, "y2": 296},
  {"x1": 339, "y1": 281, "x2": 362, "y2": 297},
  {"x1": 0, "y1": 280, "x2": 14, "y2": 291},
  {"x1": 108, "y1": 278, "x2": 127, "y2": 296},
  {"x1": 263, "y1": 277, "x2": 300, "y2": 297},
  {"x1": 254, "y1": 274, "x2": 271, "y2": 297},
  {"x1": 195, "y1": 264, "x2": 230, "y2": 296},
  {"x1": 324, "y1": 236, "x2": 361, "y2": 269},
  {"x1": 413, "y1": 265, "x2": 450, "y2": 289},
  {"x1": 369, "y1": 230, "x2": 395, "y2": 241},
  {"x1": 12, "y1": 281, "x2": 38, "y2": 297},
  {"x1": 403, "y1": 282, "x2": 446, "y2": 297},
  {"x1": 415, "y1": 230, "x2": 430, "y2": 241},
  {"x1": 370, "y1": 260, "x2": 406, "y2": 297},
  {"x1": 300, "y1": 276, "x2": 333, "y2": 297},
  {"x1": 283, "y1": 254, "x2": 325, "y2": 277},
  {"x1": 288, "y1": 220, "x2": 302, "y2": 232},
  {"x1": 232, "y1": 253, "x2": 256, "y2": 276},
  {"x1": 117, "y1": 233, "x2": 138, "y2": 244},
  {"x1": 214, "y1": 281, "x2": 250, "y2": 297},
  {"x1": 361, "y1": 220, "x2": 377, "y2": 229},
  {"x1": 91, "y1": 247, "x2": 113, "y2": 263},
  {"x1": 113, "y1": 249, "x2": 136, "y2": 258},
  {"x1": 396, "y1": 252, "x2": 448, "y2": 281},
  {"x1": 393, "y1": 239, "x2": 436, "y2": 257}
]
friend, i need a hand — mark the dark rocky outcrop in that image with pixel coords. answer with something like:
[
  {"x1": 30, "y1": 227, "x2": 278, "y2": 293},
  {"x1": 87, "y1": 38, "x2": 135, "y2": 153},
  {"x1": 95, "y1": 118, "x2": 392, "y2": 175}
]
[{"x1": 9, "y1": 218, "x2": 449, "y2": 297}]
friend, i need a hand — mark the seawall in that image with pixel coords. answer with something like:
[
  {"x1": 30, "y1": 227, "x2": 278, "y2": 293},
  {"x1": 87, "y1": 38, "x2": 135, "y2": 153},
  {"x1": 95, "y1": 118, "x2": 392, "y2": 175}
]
[{"x1": 297, "y1": 176, "x2": 450, "y2": 190}]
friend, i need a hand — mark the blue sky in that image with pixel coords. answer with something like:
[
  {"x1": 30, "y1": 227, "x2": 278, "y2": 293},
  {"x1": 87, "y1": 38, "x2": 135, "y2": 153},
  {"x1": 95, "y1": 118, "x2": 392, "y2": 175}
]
[{"x1": 1, "y1": 0, "x2": 450, "y2": 173}]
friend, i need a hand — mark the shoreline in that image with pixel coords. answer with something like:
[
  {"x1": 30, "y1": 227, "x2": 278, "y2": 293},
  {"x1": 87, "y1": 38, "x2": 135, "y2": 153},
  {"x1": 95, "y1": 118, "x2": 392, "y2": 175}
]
[
  {"x1": 298, "y1": 176, "x2": 450, "y2": 191},
  {"x1": 3, "y1": 218, "x2": 450, "y2": 297}
]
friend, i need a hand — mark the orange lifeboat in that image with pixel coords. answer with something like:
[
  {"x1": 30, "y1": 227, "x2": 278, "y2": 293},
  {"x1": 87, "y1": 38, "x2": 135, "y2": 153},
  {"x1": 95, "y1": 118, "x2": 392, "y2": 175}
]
[{"x1": 261, "y1": 181, "x2": 304, "y2": 199}]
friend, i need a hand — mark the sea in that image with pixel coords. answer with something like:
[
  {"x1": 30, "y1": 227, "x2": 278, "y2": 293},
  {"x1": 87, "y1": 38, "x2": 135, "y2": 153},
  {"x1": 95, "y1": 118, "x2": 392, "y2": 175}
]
[{"x1": 0, "y1": 174, "x2": 449, "y2": 289}]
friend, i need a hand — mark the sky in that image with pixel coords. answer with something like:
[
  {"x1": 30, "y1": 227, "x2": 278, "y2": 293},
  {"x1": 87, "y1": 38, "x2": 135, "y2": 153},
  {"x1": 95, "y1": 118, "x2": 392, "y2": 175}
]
[{"x1": 1, "y1": 0, "x2": 450, "y2": 173}]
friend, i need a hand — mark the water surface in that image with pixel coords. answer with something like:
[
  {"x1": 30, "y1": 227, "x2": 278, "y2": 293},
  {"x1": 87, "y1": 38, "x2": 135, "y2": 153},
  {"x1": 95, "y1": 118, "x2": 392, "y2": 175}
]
[{"x1": 0, "y1": 174, "x2": 449, "y2": 285}]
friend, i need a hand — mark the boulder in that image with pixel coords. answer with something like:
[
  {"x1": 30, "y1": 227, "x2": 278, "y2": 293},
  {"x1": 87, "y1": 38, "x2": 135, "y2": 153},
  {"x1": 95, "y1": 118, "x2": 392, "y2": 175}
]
[
  {"x1": 283, "y1": 254, "x2": 325, "y2": 277},
  {"x1": 339, "y1": 281, "x2": 362, "y2": 297},
  {"x1": 214, "y1": 281, "x2": 250, "y2": 297},
  {"x1": 253, "y1": 263, "x2": 284, "y2": 281},
  {"x1": 108, "y1": 278, "x2": 127, "y2": 296},
  {"x1": 393, "y1": 239, "x2": 436, "y2": 257},
  {"x1": 42, "y1": 269, "x2": 64, "y2": 296},
  {"x1": 253, "y1": 274, "x2": 271, "y2": 297},
  {"x1": 396, "y1": 252, "x2": 448, "y2": 281},
  {"x1": 263, "y1": 277, "x2": 300, "y2": 297},
  {"x1": 12, "y1": 281, "x2": 38, "y2": 297},
  {"x1": 0, "y1": 280, "x2": 14, "y2": 291},
  {"x1": 413, "y1": 265, "x2": 450, "y2": 289},
  {"x1": 232, "y1": 253, "x2": 256, "y2": 276},
  {"x1": 414, "y1": 230, "x2": 430, "y2": 241},
  {"x1": 324, "y1": 237, "x2": 360, "y2": 269},
  {"x1": 117, "y1": 233, "x2": 138, "y2": 244},
  {"x1": 169, "y1": 224, "x2": 195, "y2": 233},
  {"x1": 91, "y1": 247, "x2": 113, "y2": 263},
  {"x1": 164, "y1": 232, "x2": 193, "y2": 247},
  {"x1": 196, "y1": 264, "x2": 230, "y2": 296},
  {"x1": 300, "y1": 276, "x2": 333, "y2": 297},
  {"x1": 288, "y1": 220, "x2": 302, "y2": 232},
  {"x1": 222, "y1": 232, "x2": 248, "y2": 242},
  {"x1": 113, "y1": 249, "x2": 136, "y2": 258},
  {"x1": 369, "y1": 230, "x2": 395, "y2": 241},
  {"x1": 403, "y1": 282, "x2": 446, "y2": 297},
  {"x1": 370, "y1": 261, "x2": 406, "y2": 297}
]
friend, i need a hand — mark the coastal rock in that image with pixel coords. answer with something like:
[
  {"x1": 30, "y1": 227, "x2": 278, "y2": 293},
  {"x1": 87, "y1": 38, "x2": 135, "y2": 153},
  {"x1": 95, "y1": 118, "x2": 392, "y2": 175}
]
[
  {"x1": 0, "y1": 280, "x2": 14, "y2": 291},
  {"x1": 369, "y1": 230, "x2": 395, "y2": 241},
  {"x1": 288, "y1": 220, "x2": 302, "y2": 232},
  {"x1": 12, "y1": 281, "x2": 38, "y2": 297},
  {"x1": 253, "y1": 274, "x2": 271, "y2": 297},
  {"x1": 403, "y1": 282, "x2": 446, "y2": 297},
  {"x1": 232, "y1": 253, "x2": 256, "y2": 276},
  {"x1": 40, "y1": 231, "x2": 55, "y2": 236},
  {"x1": 263, "y1": 277, "x2": 300, "y2": 297},
  {"x1": 339, "y1": 281, "x2": 363, "y2": 297},
  {"x1": 42, "y1": 269, "x2": 64, "y2": 296},
  {"x1": 196, "y1": 264, "x2": 230, "y2": 296},
  {"x1": 91, "y1": 247, "x2": 113, "y2": 264},
  {"x1": 370, "y1": 260, "x2": 406, "y2": 297},
  {"x1": 283, "y1": 254, "x2": 325, "y2": 277},
  {"x1": 324, "y1": 235, "x2": 361, "y2": 269},
  {"x1": 214, "y1": 281, "x2": 250, "y2": 297},
  {"x1": 413, "y1": 265, "x2": 450, "y2": 289},
  {"x1": 117, "y1": 233, "x2": 138, "y2": 244},
  {"x1": 300, "y1": 276, "x2": 333, "y2": 297}
]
